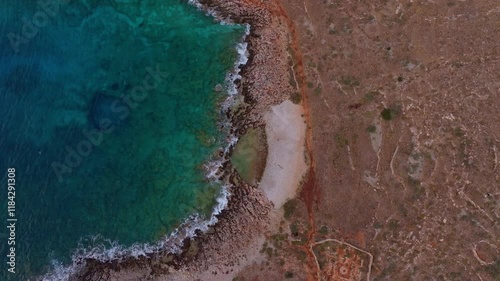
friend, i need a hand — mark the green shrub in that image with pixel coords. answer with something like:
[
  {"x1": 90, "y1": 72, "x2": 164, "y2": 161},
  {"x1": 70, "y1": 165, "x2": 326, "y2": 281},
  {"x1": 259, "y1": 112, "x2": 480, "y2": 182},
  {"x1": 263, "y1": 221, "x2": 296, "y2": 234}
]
[
  {"x1": 381, "y1": 108, "x2": 393, "y2": 120},
  {"x1": 319, "y1": 225, "x2": 328, "y2": 235},
  {"x1": 363, "y1": 91, "x2": 379, "y2": 102},
  {"x1": 484, "y1": 260, "x2": 500, "y2": 277},
  {"x1": 290, "y1": 92, "x2": 302, "y2": 104},
  {"x1": 339, "y1": 76, "x2": 360, "y2": 86},
  {"x1": 388, "y1": 219, "x2": 399, "y2": 230},
  {"x1": 381, "y1": 105, "x2": 402, "y2": 121},
  {"x1": 290, "y1": 223, "x2": 299, "y2": 236},
  {"x1": 283, "y1": 199, "x2": 297, "y2": 220}
]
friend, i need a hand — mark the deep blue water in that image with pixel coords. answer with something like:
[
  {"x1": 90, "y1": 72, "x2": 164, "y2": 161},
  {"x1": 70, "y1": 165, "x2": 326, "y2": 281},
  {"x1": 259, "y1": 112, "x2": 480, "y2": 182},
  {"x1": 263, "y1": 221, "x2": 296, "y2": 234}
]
[{"x1": 0, "y1": 1, "x2": 244, "y2": 279}]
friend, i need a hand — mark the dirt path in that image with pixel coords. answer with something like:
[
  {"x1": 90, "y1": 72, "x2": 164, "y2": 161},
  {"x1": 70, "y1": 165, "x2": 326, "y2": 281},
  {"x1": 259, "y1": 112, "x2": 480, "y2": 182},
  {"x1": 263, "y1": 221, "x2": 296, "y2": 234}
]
[{"x1": 250, "y1": 0, "x2": 321, "y2": 278}]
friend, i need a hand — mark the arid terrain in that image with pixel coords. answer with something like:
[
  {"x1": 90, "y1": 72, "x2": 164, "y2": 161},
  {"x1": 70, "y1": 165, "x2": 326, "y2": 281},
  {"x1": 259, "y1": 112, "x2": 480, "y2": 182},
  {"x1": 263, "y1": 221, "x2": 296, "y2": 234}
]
[{"x1": 231, "y1": 0, "x2": 500, "y2": 280}]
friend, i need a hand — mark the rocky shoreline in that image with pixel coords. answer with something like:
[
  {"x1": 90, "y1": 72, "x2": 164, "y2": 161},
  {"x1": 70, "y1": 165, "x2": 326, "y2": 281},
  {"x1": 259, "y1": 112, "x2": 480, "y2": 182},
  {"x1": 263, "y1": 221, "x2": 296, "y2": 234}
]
[{"x1": 67, "y1": 1, "x2": 296, "y2": 280}]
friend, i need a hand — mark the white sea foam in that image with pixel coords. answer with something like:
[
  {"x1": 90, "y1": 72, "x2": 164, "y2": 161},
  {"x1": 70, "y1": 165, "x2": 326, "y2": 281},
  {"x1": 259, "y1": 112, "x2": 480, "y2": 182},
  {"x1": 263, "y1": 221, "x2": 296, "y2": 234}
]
[
  {"x1": 42, "y1": 183, "x2": 231, "y2": 281},
  {"x1": 205, "y1": 22, "x2": 250, "y2": 181},
  {"x1": 226, "y1": 24, "x2": 250, "y2": 97},
  {"x1": 187, "y1": 0, "x2": 230, "y2": 24},
  {"x1": 41, "y1": 8, "x2": 250, "y2": 281}
]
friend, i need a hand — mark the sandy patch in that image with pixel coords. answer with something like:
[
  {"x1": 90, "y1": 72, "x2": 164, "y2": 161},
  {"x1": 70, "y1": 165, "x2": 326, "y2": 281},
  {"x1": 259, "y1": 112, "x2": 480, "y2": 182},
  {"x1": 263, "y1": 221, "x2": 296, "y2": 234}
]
[{"x1": 259, "y1": 100, "x2": 308, "y2": 208}]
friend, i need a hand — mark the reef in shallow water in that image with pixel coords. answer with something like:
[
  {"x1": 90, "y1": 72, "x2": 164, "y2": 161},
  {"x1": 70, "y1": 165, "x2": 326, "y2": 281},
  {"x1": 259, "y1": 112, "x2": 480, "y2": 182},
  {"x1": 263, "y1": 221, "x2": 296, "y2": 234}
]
[{"x1": 90, "y1": 92, "x2": 129, "y2": 130}]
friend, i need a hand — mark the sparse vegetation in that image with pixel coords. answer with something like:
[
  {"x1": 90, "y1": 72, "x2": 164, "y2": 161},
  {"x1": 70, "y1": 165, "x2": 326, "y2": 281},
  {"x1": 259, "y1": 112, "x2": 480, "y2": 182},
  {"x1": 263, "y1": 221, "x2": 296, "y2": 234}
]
[
  {"x1": 319, "y1": 225, "x2": 328, "y2": 235},
  {"x1": 266, "y1": 247, "x2": 274, "y2": 258},
  {"x1": 388, "y1": 219, "x2": 399, "y2": 230},
  {"x1": 339, "y1": 75, "x2": 360, "y2": 86},
  {"x1": 296, "y1": 250, "x2": 307, "y2": 262},
  {"x1": 285, "y1": 271, "x2": 294, "y2": 278},
  {"x1": 270, "y1": 233, "x2": 287, "y2": 249},
  {"x1": 290, "y1": 223, "x2": 299, "y2": 236},
  {"x1": 260, "y1": 242, "x2": 268, "y2": 254},
  {"x1": 453, "y1": 127, "x2": 464, "y2": 137},
  {"x1": 484, "y1": 259, "x2": 500, "y2": 277},
  {"x1": 408, "y1": 177, "x2": 424, "y2": 199},
  {"x1": 290, "y1": 92, "x2": 302, "y2": 104},
  {"x1": 381, "y1": 105, "x2": 401, "y2": 121},
  {"x1": 288, "y1": 67, "x2": 297, "y2": 88},
  {"x1": 334, "y1": 133, "x2": 349, "y2": 148},
  {"x1": 363, "y1": 91, "x2": 379, "y2": 102},
  {"x1": 283, "y1": 199, "x2": 298, "y2": 220},
  {"x1": 381, "y1": 108, "x2": 393, "y2": 120}
]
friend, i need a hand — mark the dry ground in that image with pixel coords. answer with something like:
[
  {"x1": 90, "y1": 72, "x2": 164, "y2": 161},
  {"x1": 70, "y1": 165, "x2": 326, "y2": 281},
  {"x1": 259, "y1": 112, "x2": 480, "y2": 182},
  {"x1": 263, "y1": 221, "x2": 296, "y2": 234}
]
[{"x1": 235, "y1": 0, "x2": 499, "y2": 280}]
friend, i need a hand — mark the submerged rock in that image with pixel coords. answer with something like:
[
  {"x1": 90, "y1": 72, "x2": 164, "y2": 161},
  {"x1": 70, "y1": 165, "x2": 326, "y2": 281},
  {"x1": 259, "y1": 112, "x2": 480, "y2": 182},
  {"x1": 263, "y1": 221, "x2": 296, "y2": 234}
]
[{"x1": 90, "y1": 92, "x2": 129, "y2": 130}]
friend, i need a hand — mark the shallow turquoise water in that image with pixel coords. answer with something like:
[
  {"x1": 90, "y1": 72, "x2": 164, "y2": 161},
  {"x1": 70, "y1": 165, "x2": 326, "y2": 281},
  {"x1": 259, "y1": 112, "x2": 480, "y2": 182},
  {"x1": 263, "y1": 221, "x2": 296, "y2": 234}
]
[{"x1": 0, "y1": 1, "x2": 244, "y2": 279}]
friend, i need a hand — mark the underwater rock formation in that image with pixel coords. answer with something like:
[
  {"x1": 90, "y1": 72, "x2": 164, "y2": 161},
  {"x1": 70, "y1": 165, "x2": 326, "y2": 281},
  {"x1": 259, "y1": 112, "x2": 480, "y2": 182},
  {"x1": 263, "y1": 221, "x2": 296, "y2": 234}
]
[{"x1": 90, "y1": 92, "x2": 129, "y2": 130}]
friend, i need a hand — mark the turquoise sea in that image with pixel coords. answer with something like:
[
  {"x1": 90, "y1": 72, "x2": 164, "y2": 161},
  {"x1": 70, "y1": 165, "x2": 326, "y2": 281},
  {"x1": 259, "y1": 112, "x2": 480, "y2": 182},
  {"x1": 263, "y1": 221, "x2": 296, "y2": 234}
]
[{"x1": 0, "y1": 0, "x2": 245, "y2": 279}]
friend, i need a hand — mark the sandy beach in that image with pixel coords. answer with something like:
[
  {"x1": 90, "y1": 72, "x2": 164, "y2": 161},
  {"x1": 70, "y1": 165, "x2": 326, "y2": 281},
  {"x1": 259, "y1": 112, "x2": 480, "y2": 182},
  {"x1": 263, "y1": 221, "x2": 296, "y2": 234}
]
[{"x1": 260, "y1": 100, "x2": 307, "y2": 209}]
